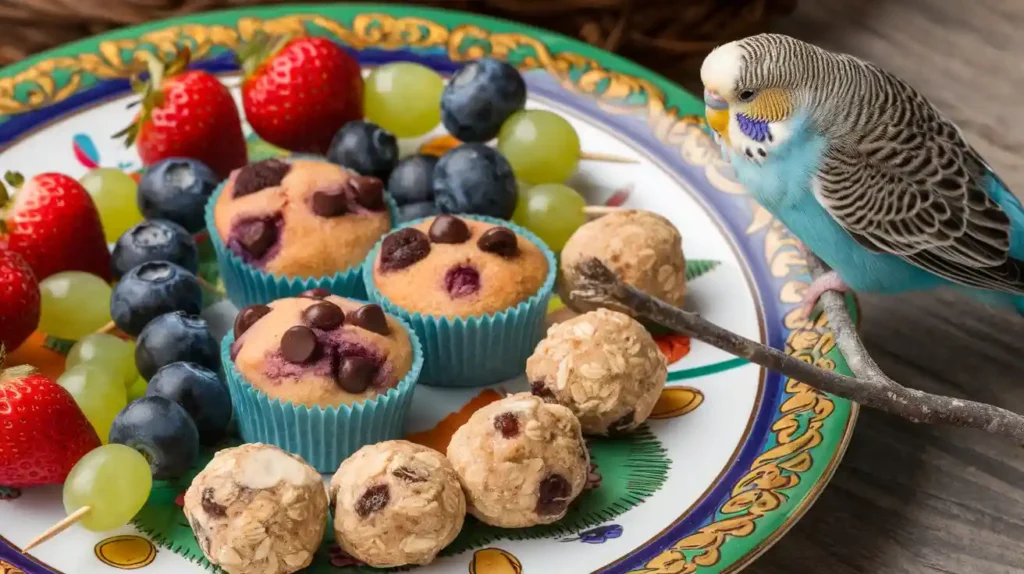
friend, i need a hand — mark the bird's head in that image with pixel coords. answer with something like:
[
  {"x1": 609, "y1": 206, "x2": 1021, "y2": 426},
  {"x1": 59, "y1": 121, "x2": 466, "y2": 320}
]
[{"x1": 701, "y1": 34, "x2": 815, "y2": 163}]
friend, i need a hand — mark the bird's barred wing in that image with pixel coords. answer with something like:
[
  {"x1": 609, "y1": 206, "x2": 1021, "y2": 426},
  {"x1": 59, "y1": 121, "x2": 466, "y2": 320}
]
[{"x1": 815, "y1": 114, "x2": 1024, "y2": 294}]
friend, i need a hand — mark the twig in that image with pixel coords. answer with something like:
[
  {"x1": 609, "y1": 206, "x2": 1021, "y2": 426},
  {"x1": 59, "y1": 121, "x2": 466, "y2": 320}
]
[{"x1": 570, "y1": 257, "x2": 1024, "y2": 445}]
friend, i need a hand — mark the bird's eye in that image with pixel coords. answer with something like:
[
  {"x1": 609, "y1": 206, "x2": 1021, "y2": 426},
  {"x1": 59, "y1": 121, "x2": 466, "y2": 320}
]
[{"x1": 738, "y1": 90, "x2": 756, "y2": 102}]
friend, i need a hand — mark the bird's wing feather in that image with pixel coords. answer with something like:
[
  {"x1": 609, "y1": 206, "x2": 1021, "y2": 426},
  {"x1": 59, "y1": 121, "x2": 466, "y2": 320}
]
[{"x1": 814, "y1": 100, "x2": 1024, "y2": 294}]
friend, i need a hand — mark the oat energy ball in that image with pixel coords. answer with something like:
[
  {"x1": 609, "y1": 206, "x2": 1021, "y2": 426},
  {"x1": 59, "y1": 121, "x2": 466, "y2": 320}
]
[
  {"x1": 372, "y1": 214, "x2": 548, "y2": 318},
  {"x1": 213, "y1": 158, "x2": 391, "y2": 277},
  {"x1": 527, "y1": 308, "x2": 668, "y2": 435},
  {"x1": 229, "y1": 293, "x2": 414, "y2": 408},
  {"x1": 559, "y1": 209, "x2": 686, "y2": 316},
  {"x1": 183, "y1": 443, "x2": 329, "y2": 574},
  {"x1": 447, "y1": 392, "x2": 589, "y2": 528},
  {"x1": 330, "y1": 440, "x2": 466, "y2": 567}
]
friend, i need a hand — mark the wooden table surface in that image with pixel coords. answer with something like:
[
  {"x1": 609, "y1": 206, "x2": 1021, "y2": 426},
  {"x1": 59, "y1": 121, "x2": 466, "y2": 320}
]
[{"x1": 722, "y1": 0, "x2": 1024, "y2": 572}]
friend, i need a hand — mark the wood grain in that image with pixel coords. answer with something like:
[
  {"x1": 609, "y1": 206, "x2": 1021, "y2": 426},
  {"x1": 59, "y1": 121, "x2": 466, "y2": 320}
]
[{"x1": 740, "y1": 1, "x2": 1024, "y2": 572}]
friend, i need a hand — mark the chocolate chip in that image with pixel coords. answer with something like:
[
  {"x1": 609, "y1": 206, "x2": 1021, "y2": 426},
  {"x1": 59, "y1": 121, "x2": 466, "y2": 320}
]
[
  {"x1": 493, "y1": 412, "x2": 520, "y2": 439},
  {"x1": 536, "y1": 474, "x2": 572, "y2": 515},
  {"x1": 303, "y1": 301, "x2": 345, "y2": 330},
  {"x1": 236, "y1": 219, "x2": 277, "y2": 259},
  {"x1": 311, "y1": 188, "x2": 348, "y2": 217},
  {"x1": 428, "y1": 214, "x2": 471, "y2": 244},
  {"x1": 379, "y1": 228, "x2": 430, "y2": 272},
  {"x1": 200, "y1": 488, "x2": 226, "y2": 518},
  {"x1": 281, "y1": 326, "x2": 319, "y2": 363},
  {"x1": 444, "y1": 265, "x2": 480, "y2": 298},
  {"x1": 607, "y1": 410, "x2": 636, "y2": 436},
  {"x1": 347, "y1": 176, "x2": 386, "y2": 210},
  {"x1": 530, "y1": 381, "x2": 557, "y2": 403},
  {"x1": 335, "y1": 356, "x2": 376, "y2": 393},
  {"x1": 356, "y1": 484, "x2": 390, "y2": 517},
  {"x1": 234, "y1": 304, "x2": 271, "y2": 339},
  {"x1": 349, "y1": 304, "x2": 390, "y2": 336},
  {"x1": 299, "y1": 287, "x2": 331, "y2": 299},
  {"x1": 234, "y1": 159, "x2": 291, "y2": 198},
  {"x1": 477, "y1": 226, "x2": 519, "y2": 258},
  {"x1": 392, "y1": 466, "x2": 427, "y2": 483}
]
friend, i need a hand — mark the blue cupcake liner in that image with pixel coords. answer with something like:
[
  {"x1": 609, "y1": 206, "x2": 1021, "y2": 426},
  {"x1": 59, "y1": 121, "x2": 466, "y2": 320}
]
[
  {"x1": 361, "y1": 214, "x2": 557, "y2": 388},
  {"x1": 204, "y1": 175, "x2": 399, "y2": 309},
  {"x1": 221, "y1": 310, "x2": 424, "y2": 473}
]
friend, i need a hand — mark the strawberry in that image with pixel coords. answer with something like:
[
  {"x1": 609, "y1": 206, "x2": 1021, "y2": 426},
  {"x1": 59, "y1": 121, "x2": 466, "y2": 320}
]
[
  {"x1": 0, "y1": 347, "x2": 101, "y2": 488},
  {"x1": 239, "y1": 33, "x2": 363, "y2": 155},
  {"x1": 118, "y1": 47, "x2": 247, "y2": 178},
  {"x1": 0, "y1": 250, "x2": 40, "y2": 352},
  {"x1": 0, "y1": 171, "x2": 112, "y2": 282}
]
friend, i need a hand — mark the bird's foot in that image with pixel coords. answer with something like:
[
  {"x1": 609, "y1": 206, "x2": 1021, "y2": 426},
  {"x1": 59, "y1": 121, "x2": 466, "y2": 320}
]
[{"x1": 800, "y1": 271, "x2": 851, "y2": 319}]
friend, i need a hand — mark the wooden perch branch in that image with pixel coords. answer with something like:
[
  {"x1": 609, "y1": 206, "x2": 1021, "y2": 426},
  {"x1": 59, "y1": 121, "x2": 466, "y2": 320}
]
[{"x1": 570, "y1": 257, "x2": 1024, "y2": 445}]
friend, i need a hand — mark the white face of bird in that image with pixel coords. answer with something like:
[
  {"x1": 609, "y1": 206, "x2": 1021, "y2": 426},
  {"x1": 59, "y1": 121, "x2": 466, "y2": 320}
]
[{"x1": 700, "y1": 38, "x2": 799, "y2": 164}]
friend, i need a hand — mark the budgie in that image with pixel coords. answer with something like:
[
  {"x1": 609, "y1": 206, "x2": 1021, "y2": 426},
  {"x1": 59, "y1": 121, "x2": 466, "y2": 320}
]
[{"x1": 700, "y1": 33, "x2": 1024, "y2": 317}]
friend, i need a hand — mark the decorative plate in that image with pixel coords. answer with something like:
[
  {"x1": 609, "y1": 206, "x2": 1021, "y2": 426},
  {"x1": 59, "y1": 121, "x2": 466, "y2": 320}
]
[{"x1": 0, "y1": 5, "x2": 858, "y2": 574}]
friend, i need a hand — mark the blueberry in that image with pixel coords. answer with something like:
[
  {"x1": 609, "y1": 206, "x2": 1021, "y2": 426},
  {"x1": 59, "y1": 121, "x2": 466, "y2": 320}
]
[
  {"x1": 397, "y1": 201, "x2": 441, "y2": 223},
  {"x1": 327, "y1": 121, "x2": 399, "y2": 180},
  {"x1": 138, "y1": 158, "x2": 220, "y2": 233},
  {"x1": 441, "y1": 58, "x2": 527, "y2": 143},
  {"x1": 109, "y1": 395, "x2": 199, "y2": 480},
  {"x1": 135, "y1": 311, "x2": 220, "y2": 381},
  {"x1": 432, "y1": 144, "x2": 517, "y2": 219},
  {"x1": 387, "y1": 154, "x2": 438, "y2": 206},
  {"x1": 111, "y1": 261, "x2": 202, "y2": 337},
  {"x1": 111, "y1": 220, "x2": 198, "y2": 280},
  {"x1": 146, "y1": 362, "x2": 231, "y2": 446}
]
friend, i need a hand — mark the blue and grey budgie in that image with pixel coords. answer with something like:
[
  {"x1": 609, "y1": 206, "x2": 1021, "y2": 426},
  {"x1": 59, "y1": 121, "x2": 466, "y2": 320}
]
[{"x1": 700, "y1": 33, "x2": 1024, "y2": 316}]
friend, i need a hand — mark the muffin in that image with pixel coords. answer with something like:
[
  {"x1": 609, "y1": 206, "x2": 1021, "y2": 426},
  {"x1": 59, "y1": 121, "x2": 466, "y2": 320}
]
[
  {"x1": 223, "y1": 292, "x2": 423, "y2": 472},
  {"x1": 207, "y1": 157, "x2": 396, "y2": 307},
  {"x1": 363, "y1": 214, "x2": 556, "y2": 387},
  {"x1": 329, "y1": 440, "x2": 466, "y2": 567},
  {"x1": 559, "y1": 209, "x2": 686, "y2": 323},
  {"x1": 526, "y1": 308, "x2": 668, "y2": 435},
  {"x1": 446, "y1": 392, "x2": 589, "y2": 528}
]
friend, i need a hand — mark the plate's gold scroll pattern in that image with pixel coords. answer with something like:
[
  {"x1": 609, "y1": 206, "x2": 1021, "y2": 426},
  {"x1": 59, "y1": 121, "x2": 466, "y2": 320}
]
[{"x1": 0, "y1": 12, "x2": 852, "y2": 574}]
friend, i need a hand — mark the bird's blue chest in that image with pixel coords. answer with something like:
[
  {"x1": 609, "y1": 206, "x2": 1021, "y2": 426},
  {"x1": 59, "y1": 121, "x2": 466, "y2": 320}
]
[{"x1": 724, "y1": 128, "x2": 942, "y2": 293}]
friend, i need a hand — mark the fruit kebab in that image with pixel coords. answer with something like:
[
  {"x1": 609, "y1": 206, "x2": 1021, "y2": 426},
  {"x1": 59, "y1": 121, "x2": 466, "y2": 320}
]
[{"x1": 22, "y1": 443, "x2": 153, "y2": 553}]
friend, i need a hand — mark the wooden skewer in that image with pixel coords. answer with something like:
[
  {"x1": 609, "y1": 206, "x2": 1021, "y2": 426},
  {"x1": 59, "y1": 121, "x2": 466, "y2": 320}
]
[
  {"x1": 22, "y1": 506, "x2": 91, "y2": 553},
  {"x1": 579, "y1": 151, "x2": 639, "y2": 164},
  {"x1": 583, "y1": 205, "x2": 622, "y2": 218},
  {"x1": 196, "y1": 276, "x2": 226, "y2": 297},
  {"x1": 95, "y1": 321, "x2": 117, "y2": 335}
]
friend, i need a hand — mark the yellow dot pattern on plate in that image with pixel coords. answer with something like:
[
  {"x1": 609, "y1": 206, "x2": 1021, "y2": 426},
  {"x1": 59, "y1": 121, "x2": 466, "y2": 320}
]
[
  {"x1": 94, "y1": 535, "x2": 157, "y2": 570},
  {"x1": 649, "y1": 386, "x2": 704, "y2": 419},
  {"x1": 468, "y1": 547, "x2": 523, "y2": 574}
]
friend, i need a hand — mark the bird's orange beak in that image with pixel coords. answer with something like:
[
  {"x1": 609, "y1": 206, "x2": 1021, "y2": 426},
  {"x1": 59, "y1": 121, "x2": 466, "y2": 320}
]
[{"x1": 703, "y1": 88, "x2": 730, "y2": 145}]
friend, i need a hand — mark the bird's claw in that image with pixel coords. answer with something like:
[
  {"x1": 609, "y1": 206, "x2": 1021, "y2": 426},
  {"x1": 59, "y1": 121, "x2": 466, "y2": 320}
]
[{"x1": 800, "y1": 271, "x2": 851, "y2": 319}]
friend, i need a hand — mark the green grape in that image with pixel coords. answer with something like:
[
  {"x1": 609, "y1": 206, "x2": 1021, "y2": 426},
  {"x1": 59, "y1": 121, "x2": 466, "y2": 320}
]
[
  {"x1": 364, "y1": 62, "x2": 444, "y2": 138},
  {"x1": 63, "y1": 443, "x2": 153, "y2": 532},
  {"x1": 57, "y1": 365, "x2": 127, "y2": 444},
  {"x1": 66, "y1": 334, "x2": 138, "y2": 388},
  {"x1": 79, "y1": 168, "x2": 143, "y2": 243},
  {"x1": 511, "y1": 181, "x2": 532, "y2": 225},
  {"x1": 498, "y1": 110, "x2": 581, "y2": 185},
  {"x1": 514, "y1": 183, "x2": 586, "y2": 252},
  {"x1": 127, "y1": 377, "x2": 148, "y2": 402},
  {"x1": 38, "y1": 272, "x2": 112, "y2": 340}
]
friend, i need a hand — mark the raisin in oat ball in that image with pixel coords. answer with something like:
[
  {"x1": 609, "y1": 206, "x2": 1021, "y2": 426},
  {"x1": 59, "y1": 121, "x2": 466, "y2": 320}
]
[
  {"x1": 183, "y1": 443, "x2": 328, "y2": 574},
  {"x1": 527, "y1": 308, "x2": 667, "y2": 435},
  {"x1": 212, "y1": 158, "x2": 391, "y2": 278},
  {"x1": 559, "y1": 209, "x2": 686, "y2": 317},
  {"x1": 446, "y1": 392, "x2": 589, "y2": 528},
  {"x1": 330, "y1": 440, "x2": 466, "y2": 567}
]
